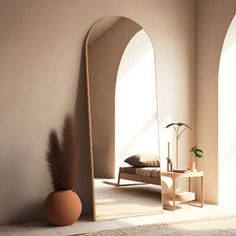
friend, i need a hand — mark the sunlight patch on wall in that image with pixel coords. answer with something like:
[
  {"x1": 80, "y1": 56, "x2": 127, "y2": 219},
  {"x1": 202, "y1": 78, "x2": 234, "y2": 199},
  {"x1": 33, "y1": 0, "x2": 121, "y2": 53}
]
[{"x1": 115, "y1": 30, "x2": 158, "y2": 174}]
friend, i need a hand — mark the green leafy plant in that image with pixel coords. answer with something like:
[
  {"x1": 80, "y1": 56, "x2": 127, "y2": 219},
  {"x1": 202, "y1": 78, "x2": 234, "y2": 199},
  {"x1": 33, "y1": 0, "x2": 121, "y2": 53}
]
[
  {"x1": 166, "y1": 122, "x2": 191, "y2": 168},
  {"x1": 166, "y1": 122, "x2": 191, "y2": 138},
  {"x1": 190, "y1": 146, "x2": 203, "y2": 158},
  {"x1": 46, "y1": 114, "x2": 78, "y2": 191}
]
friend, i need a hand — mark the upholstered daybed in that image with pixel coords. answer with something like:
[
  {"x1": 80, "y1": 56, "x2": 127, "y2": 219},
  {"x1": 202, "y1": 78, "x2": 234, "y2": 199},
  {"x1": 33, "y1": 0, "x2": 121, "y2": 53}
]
[{"x1": 117, "y1": 154, "x2": 161, "y2": 186}]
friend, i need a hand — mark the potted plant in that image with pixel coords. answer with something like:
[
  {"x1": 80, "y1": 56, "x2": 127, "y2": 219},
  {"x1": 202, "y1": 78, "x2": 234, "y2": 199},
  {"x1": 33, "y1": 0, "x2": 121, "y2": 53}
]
[
  {"x1": 166, "y1": 122, "x2": 191, "y2": 169},
  {"x1": 189, "y1": 146, "x2": 204, "y2": 172},
  {"x1": 43, "y1": 114, "x2": 82, "y2": 226}
]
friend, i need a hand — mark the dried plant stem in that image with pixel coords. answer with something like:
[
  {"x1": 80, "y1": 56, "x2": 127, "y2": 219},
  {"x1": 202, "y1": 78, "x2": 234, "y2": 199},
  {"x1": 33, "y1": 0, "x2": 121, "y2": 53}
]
[{"x1": 46, "y1": 114, "x2": 78, "y2": 191}]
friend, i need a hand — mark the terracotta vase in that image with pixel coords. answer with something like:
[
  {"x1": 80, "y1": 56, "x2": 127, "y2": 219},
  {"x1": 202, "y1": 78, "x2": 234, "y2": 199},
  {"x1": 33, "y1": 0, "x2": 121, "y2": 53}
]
[
  {"x1": 189, "y1": 157, "x2": 197, "y2": 172},
  {"x1": 43, "y1": 190, "x2": 82, "y2": 226}
]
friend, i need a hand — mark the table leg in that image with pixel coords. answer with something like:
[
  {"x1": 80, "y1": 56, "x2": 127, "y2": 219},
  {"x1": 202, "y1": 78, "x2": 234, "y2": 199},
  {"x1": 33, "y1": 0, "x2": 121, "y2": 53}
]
[
  {"x1": 188, "y1": 177, "x2": 191, "y2": 204},
  {"x1": 189, "y1": 175, "x2": 204, "y2": 208},
  {"x1": 172, "y1": 178, "x2": 176, "y2": 210},
  {"x1": 201, "y1": 175, "x2": 204, "y2": 207}
]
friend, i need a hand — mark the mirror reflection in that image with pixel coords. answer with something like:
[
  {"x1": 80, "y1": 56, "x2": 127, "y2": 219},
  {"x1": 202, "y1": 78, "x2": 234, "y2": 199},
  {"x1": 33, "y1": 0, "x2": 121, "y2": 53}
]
[{"x1": 86, "y1": 16, "x2": 162, "y2": 220}]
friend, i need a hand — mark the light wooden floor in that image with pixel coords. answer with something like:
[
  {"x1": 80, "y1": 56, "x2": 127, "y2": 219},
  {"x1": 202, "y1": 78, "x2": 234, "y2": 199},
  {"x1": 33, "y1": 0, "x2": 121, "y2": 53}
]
[
  {"x1": 0, "y1": 204, "x2": 236, "y2": 236},
  {"x1": 94, "y1": 179, "x2": 162, "y2": 220}
]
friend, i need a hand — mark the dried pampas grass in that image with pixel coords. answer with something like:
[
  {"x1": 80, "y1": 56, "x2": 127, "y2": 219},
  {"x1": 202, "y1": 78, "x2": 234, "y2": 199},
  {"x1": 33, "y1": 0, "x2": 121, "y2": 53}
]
[{"x1": 46, "y1": 114, "x2": 78, "y2": 191}]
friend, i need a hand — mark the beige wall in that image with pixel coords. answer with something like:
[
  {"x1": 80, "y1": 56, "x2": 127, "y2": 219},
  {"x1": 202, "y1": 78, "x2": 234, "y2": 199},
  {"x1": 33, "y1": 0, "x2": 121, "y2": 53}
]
[
  {"x1": 196, "y1": 0, "x2": 236, "y2": 204},
  {"x1": 0, "y1": 0, "x2": 195, "y2": 224},
  {"x1": 88, "y1": 18, "x2": 141, "y2": 178}
]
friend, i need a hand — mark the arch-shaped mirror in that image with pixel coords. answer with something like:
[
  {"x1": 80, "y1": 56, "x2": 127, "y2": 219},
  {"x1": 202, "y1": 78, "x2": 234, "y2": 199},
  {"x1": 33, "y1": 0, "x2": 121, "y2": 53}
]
[
  {"x1": 219, "y1": 14, "x2": 236, "y2": 208},
  {"x1": 85, "y1": 16, "x2": 162, "y2": 221}
]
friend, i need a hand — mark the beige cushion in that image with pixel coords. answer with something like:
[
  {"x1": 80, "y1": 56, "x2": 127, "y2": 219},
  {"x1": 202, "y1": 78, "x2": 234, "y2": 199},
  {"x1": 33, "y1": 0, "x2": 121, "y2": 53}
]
[
  {"x1": 124, "y1": 154, "x2": 160, "y2": 167},
  {"x1": 135, "y1": 167, "x2": 161, "y2": 177}
]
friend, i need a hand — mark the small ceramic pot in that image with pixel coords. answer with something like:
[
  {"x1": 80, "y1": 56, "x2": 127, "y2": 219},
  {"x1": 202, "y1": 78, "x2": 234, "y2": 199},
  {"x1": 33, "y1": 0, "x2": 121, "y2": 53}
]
[
  {"x1": 189, "y1": 157, "x2": 197, "y2": 172},
  {"x1": 43, "y1": 190, "x2": 82, "y2": 226}
]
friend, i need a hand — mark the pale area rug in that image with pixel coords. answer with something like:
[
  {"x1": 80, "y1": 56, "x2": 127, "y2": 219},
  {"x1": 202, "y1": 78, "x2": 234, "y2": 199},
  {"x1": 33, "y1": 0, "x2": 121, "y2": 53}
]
[
  {"x1": 74, "y1": 215, "x2": 236, "y2": 236},
  {"x1": 94, "y1": 179, "x2": 163, "y2": 220}
]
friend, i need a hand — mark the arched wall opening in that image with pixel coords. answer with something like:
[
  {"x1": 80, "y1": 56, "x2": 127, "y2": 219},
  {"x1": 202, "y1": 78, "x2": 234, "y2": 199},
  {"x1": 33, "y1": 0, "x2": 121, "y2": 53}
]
[
  {"x1": 219, "y1": 14, "x2": 236, "y2": 208},
  {"x1": 115, "y1": 29, "x2": 158, "y2": 175}
]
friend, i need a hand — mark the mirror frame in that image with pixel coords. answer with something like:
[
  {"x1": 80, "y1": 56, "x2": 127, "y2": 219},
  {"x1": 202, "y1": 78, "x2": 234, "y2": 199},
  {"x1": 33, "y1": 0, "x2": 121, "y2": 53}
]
[{"x1": 85, "y1": 16, "x2": 161, "y2": 221}]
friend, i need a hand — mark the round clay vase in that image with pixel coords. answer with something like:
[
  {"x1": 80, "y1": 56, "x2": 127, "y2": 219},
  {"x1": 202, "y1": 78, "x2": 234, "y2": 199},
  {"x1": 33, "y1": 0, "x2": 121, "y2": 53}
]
[{"x1": 43, "y1": 190, "x2": 82, "y2": 226}]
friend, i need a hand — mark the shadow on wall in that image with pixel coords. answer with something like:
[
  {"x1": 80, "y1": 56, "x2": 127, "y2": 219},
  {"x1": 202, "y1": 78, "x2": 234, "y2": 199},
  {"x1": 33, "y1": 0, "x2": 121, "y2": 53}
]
[
  {"x1": 0, "y1": 40, "x2": 93, "y2": 224},
  {"x1": 0, "y1": 156, "x2": 46, "y2": 224},
  {"x1": 8, "y1": 202, "x2": 43, "y2": 225},
  {"x1": 74, "y1": 39, "x2": 93, "y2": 219}
]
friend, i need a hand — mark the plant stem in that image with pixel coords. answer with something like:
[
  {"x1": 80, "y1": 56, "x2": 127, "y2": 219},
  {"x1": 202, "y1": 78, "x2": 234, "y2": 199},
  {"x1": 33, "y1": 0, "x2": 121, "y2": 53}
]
[{"x1": 176, "y1": 135, "x2": 179, "y2": 169}]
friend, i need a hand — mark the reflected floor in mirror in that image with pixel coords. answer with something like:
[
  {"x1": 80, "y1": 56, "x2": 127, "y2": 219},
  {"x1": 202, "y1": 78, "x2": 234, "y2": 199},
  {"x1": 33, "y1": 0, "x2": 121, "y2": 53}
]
[{"x1": 95, "y1": 179, "x2": 162, "y2": 220}]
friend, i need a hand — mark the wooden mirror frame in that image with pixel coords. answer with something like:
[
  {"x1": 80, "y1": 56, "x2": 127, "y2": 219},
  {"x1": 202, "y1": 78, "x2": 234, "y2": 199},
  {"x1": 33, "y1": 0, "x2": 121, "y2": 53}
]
[{"x1": 85, "y1": 16, "x2": 161, "y2": 221}]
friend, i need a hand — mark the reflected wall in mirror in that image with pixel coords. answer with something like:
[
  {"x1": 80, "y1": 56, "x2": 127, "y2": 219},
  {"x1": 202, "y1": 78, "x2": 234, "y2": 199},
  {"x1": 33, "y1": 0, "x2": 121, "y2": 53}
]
[{"x1": 86, "y1": 16, "x2": 162, "y2": 221}]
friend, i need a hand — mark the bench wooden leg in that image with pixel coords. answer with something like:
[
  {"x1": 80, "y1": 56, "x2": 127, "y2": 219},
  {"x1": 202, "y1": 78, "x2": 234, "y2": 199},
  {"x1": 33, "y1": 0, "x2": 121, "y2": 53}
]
[{"x1": 117, "y1": 168, "x2": 121, "y2": 185}]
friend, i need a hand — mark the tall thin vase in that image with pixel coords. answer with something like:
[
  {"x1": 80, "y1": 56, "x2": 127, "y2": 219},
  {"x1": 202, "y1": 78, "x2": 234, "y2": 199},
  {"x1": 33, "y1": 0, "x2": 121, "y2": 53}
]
[{"x1": 189, "y1": 157, "x2": 196, "y2": 172}]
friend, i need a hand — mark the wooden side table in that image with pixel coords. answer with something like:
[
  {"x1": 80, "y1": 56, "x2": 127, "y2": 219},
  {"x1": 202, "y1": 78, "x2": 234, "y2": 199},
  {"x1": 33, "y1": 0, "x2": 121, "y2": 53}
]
[{"x1": 161, "y1": 171, "x2": 204, "y2": 210}]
